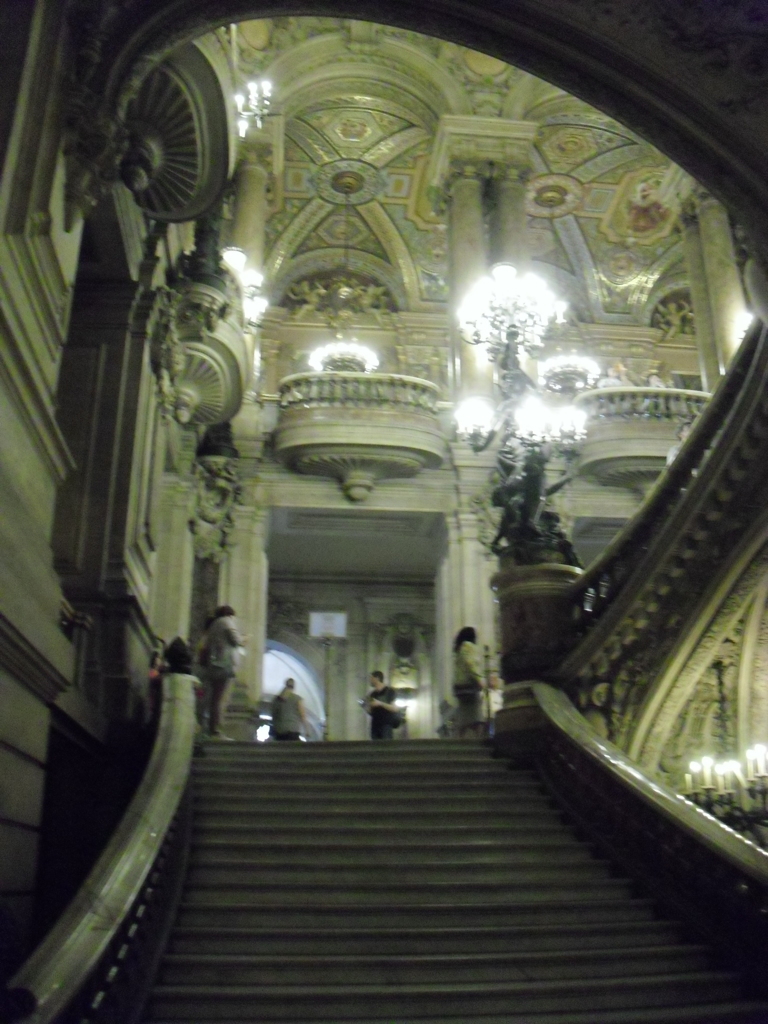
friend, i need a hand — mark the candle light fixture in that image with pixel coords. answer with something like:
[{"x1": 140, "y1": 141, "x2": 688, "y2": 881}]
[{"x1": 682, "y1": 660, "x2": 768, "y2": 847}]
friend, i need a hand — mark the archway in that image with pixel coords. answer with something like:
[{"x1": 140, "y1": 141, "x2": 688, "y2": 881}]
[
  {"x1": 261, "y1": 640, "x2": 325, "y2": 740},
  {"x1": 85, "y1": 2, "x2": 768, "y2": 266}
]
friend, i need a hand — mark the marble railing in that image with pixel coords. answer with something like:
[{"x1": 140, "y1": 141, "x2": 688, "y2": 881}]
[
  {"x1": 278, "y1": 371, "x2": 440, "y2": 412},
  {"x1": 574, "y1": 386, "x2": 710, "y2": 490},
  {"x1": 275, "y1": 372, "x2": 445, "y2": 501},
  {"x1": 552, "y1": 321, "x2": 768, "y2": 748},
  {"x1": 576, "y1": 386, "x2": 709, "y2": 423}
]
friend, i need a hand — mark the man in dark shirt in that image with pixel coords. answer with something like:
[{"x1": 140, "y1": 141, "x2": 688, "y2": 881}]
[{"x1": 366, "y1": 670, "x2": 399, "y2": 740}]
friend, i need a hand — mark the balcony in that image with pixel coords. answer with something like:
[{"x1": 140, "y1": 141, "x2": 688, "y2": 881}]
[
  {"x1": 575, "y1": 387, "x2": 709, "y2": 491},
  {"x1": 274, "y1": 372, "x2": 445, "y2": 500}
]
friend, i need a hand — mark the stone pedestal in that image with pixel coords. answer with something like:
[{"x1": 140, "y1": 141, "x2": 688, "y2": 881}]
[
  {"x1": 492, "y1": 561, "x2": 582, "y2": 682},
  {"x1": 493, "y1": 682, "x2": 546, "y2": 763}
]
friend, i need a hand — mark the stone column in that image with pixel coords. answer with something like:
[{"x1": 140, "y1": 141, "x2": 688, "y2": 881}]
[
  {"x1": 53, "y1": 276, "x2": 164, "y2": 725},
  {"x1": 696, "y1": 190, "x2": 749, "y2": 372},
  {"x1": 681, "y1": 200, "x2": 720, "y2": 391},
  {"x1": 448, "y1": 163, "x2": 492, "y2": 398},
  {"x1": 150, "y1": 475, "x2": 195, "y2": 645},
  {"x1": 230, "y1": 148, "x2": 270, "y2": 273},
  {"x1": 220, "y1": 502, "x2": 269, "y2": 706},
  {"x1": 489, "y1": 168, "x2": 531, "y2": 268}
]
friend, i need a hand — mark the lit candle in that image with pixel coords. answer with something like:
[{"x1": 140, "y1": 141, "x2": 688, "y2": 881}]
[
  {"x1": 701, "y1": 756, "x2": 714, "y2": 789},
  {"x1": 684, "y1": 773, "x2": 693, "y2": 795},
  {"x1": 715, "y1": 763, "x2": 726, "y2": 795},
  {"x1": 746, "y1": 749, "x2": 756, "y2": 783},
  {"x1": 755, "y1": 744, "x2": 767, "y2": 777},
  {"x1": 690, "y1": 761, "x2": 702, "y2": 793}
]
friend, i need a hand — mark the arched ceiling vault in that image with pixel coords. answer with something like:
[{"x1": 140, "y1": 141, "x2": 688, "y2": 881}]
[{"x1": 98, "y1": 0, "x2": 768, "y2": 276}]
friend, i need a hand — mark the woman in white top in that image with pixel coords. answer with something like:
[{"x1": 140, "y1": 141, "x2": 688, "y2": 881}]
[
  {"x1": 452, "y1": 626, "x2": 485, "y2": 739},
  {"x1": 201, "y1": 605, "x2": 245, "y2": 739}
]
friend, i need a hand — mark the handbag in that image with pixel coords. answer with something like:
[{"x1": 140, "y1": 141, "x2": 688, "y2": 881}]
[{"x1": 389, "y1": 710, "x2": 404, "y2": 729}]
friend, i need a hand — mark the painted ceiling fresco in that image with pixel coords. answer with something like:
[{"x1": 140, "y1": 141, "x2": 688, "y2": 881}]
[{"x1": 234, "y1": 17, "x2": 688, "y2": 326}]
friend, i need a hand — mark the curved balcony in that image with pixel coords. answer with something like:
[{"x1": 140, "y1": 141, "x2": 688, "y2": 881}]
[
  {"x1": 574, "y1": 387, "x2": 710, "y2": 490},
  {"x1": 275, "y1": 372, "x2": 445, "y2": 500}
]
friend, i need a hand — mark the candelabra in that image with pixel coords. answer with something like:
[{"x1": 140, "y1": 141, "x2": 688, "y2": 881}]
[
  {"x1": 682, "y1": 659, "x2": 768, "y2": 847},
  {"x1": 455, "y1": 263, "x2": 598, "y2": 565},
  {"x1": 234, "y1": 80, "x2": 272, "y2": 136}
]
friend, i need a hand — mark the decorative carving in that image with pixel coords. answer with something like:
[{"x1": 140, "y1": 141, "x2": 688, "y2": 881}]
[
  {"x1": 652, "y1": 291, "x2": 696, "y2": 339},
  {"x1": 189, "y1": 424, "x2": 242, "y2": 561},
  {"x1": 284, "y1": 272, "x2": 396, "y2": 327}
]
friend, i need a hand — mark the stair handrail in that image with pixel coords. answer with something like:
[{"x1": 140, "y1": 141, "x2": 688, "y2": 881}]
[
  {"x1": 567, "y1": 320, "x2": 762, "y2": 633},
  {"x1": 9, "y1": 673, "x2": 197, "y2": 1023},
  {"x1": 533, "y1": 681, "x2": 768, "y2": 992}
]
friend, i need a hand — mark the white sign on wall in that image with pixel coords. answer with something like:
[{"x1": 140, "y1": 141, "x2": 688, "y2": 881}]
[{"x1": 309, "y1": 611, "x2": 348, "y2": 639}]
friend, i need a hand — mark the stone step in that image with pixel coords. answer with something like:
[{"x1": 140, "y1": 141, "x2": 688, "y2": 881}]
[
  {"x1": 191, "y1": 822, "x2": 574, "y2": 843},
  {"x1": 192, "y1": 778, "x2": 544, "y2": 796},
  {"x1": 147, "y1": 971, "x2": 742, "y2": 1020},
  {"x1": 167, "y1": 919, "x2": 683, "y2": 956},
  {"x1": 180, "y1": 876, "x2": 634, "y2": 907},
  {"x1": 184, "y1": 860, "x2": 613, "y2": 888},
  {"x1": 191, "y1": 807, "x2": 564, "y2": 827},
  {"x1": 158, "y1": 945, "x2": 711, "y2": 986},
  {"x1": 174, "y1": 896, "x2": 658, "y2": 930},
  {"x1": 142, "y1": 1004, "x2": 768, "y2": 1024},
  {"x1": 191, "y1": 795, "x2": 553, "y2": 816},
  {"x1": 191, "y1": 767, "x2": 519, "y2": 784},
  {"x1": 188, "y1": 840, "x2": 593, "y2": 866}
]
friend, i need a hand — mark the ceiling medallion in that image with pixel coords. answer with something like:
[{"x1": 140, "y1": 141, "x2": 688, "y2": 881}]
[
  {"x1": 313, "y1": 160, "x2": 385, "y2": 206},
  {"x1": 526, "y1": 174, "x2": 583, "y2": 219}
]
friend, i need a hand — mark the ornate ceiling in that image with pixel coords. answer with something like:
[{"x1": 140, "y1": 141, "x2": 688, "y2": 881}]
[{"x1": 230, "y1": 17, "x2": 691, "y2": 329}]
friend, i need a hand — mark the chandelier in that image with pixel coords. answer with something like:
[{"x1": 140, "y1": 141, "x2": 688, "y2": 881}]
[
  {"x1": 234, "y1": 80, "x2": 272, "y2": 136},
  {"x1": 309, "y1": 340, "x2": 379, "y2": 374},
  {"x1": 458, "y1": 264, "x2": 567, "y2": 362},
  {"x1": 455, "y1": 262, "x2": 588, "y2": 566}
]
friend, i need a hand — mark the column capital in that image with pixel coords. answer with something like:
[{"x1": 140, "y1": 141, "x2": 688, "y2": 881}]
[
  {"x1": 427, "y1": 115, "x2": 537, "y2": 193},
  {"x1": 237, "y1": 114, "x2": 284, "y2": 178}
]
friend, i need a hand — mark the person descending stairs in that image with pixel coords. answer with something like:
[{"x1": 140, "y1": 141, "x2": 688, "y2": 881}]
[{"x1": 145, "y1": 740, "x2": 767, "y2": 1023}]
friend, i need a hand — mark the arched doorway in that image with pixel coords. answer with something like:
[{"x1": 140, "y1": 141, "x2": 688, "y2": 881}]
[{"x1": 260, "y1": 641, "x2": 325, "y2": 741}]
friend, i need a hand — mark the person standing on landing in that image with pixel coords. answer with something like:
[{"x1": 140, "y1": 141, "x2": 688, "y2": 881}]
[
  {"x1": 366, "y1": 670, "x2": 399, "y2": 740},
  {"x1": 203, "y1": 605, "x2": 245, "y2": 740},
  {"x1": 453, "y1": 626, "x2": 485, "y2": 739},
  {"x1": 271, "y1": 678, "x2": 308, "y2": 740}
]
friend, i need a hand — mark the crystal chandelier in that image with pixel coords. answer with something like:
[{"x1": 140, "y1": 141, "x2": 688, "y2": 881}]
[
  {"x1": 454, "y1": 262, "x2": 588, "y2": 566},
  {"x1": 458, "y1": 263, "x2": 567, "y2": 362},
  {"x1": 309, "y1": 340, "x2": 379, "y2": 374},
  {"x1": 234, "y1": 80, "x2": 272, "y2": 137}
]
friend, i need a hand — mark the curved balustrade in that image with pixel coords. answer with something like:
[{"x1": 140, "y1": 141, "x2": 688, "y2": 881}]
[
  {"x1": 533, "y1": 683, "x2": 768, "y2": 997},
  {"x1": 10, "y1": 674, "x2": 197, "y2": 1023},
  {"x1": 576, "y1": 386, "x2": 709, "y2": 423},
  {"x1": 275, "y1": 372, "x2": 445, "y2": 501},
  {"x1": 551, "y1": 321, "x2": 768, "y2": 743},
  {"x1": 278, "y1": 371, "x2": 440, "y2": 412},
  {"x1": 574, "y1": 386, "x2": 710, "y2": 490}
]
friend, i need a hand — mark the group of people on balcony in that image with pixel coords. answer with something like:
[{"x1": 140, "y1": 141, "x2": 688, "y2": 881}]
[{"x1": 596, "y1": 362, "x2": 669, "y2": 389}]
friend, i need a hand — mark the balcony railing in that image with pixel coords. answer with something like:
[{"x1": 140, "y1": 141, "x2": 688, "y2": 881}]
[
  {"x1": 573, "y1": 386, "x2": 710, "y2": 490},
  {"x1": 576, "y1": 386, "x2": 709, "y2": 423},
  {"x1": 275, "y1": 372, "x2": 445, "y2": 501},
  {"x1": 278, "y1": 372, "x2": 440, "y2": 412}
]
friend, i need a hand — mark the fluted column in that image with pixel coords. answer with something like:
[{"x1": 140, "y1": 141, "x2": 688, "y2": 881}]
[
  {"x1": 230, "y1": 149, "x2": 270, "y2": 273},
  {"x1": 220, "y1": 502, "x2": 269, "y2": 706},
  {"x1": 448, "y1": 163, "x2": 492, "y2": 398},
  {"x1": 681, "y1": 199, "x2": 720, "y2": 391},
  {"x1": 489, "y1": 167, "x2": 531, "y2": 268},
  {"x1": 697, "y1": 190, "x2": 749, "y2": 372},
  {"x1": 150, "y1": 475, "x2": 195, "y2": 644}
]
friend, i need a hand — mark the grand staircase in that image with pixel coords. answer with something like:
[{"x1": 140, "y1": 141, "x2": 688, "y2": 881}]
[{"x1": 144, "y1": 740, "x2": 766, "y2": 1023}]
